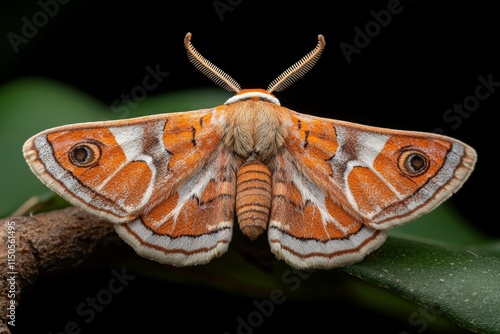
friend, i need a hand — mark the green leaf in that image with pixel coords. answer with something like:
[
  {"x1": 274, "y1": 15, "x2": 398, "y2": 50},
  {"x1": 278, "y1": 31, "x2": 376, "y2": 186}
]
[{"x1": 343, "y1": 236, "x2": 500, "y2": 333}]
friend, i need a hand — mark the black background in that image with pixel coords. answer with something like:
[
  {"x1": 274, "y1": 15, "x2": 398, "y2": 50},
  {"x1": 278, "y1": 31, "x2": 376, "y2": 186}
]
[{"x1": 1, "y1": 0, "x2": 497, "y2": 333}]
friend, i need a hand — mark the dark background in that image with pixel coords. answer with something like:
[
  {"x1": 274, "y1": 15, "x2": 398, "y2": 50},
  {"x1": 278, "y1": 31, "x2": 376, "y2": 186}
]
[{"x1": 1, "y1": 0, "x2": 497, "y2": 333}]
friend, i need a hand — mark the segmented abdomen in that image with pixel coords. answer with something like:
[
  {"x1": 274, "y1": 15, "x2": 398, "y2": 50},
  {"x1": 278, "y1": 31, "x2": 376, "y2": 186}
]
[{"x1": 236, "y1": 161, "x2": 272, "y2": 240}]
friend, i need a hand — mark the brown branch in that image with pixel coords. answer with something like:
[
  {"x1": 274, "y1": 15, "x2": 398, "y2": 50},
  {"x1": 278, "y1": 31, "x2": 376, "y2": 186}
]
[{"x1": 0, "y1": 207, "x2": 133, "y2": 334}]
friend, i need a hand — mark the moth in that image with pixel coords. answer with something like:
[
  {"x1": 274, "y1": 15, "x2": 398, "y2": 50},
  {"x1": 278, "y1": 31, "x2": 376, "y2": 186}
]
[{"x1": 23, "y1": 33, "x2": 476, "y2": 269}]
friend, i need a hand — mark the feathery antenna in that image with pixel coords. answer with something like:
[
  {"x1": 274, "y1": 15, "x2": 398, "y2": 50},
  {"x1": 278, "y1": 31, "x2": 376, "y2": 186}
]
[
  {"x1": 267, "y1": 35, "x2": 326, "y2": 93},
  {"x1": 184, "y1": 32, "x2": 242, "y2": 93}
]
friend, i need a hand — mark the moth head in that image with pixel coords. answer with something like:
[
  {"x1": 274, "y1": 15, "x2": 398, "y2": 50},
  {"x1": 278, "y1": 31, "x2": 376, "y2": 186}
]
[{"x1": 183, "y1": 32, "x2": 326, "y2": 96}]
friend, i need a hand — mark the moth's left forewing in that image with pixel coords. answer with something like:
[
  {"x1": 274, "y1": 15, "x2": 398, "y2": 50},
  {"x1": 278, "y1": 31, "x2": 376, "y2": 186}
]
[{"x1": 22, "y1": 109, "x2": 225, "y2": 223}]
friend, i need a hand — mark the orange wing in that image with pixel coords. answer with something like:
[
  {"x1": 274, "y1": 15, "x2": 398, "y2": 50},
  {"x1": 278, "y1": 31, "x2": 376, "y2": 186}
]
[
  {"x1": 23, "y1": 109, "x2": 223, "y2": 222},
  {"x1": 269, "y1": 152, "x2": 387, "y2": 269},
  {"x1": 23, "y1": 108, "x2": 236, "y2": 265},
  {"x1": 268, "y1": 109, "x2": 476, "y2": 269},
  {"x1": 114, "y1": 149, "x2": 236, "y2": 266}
]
